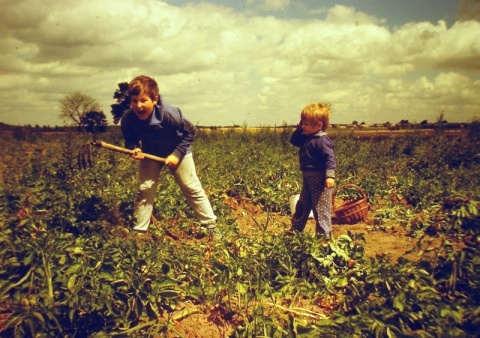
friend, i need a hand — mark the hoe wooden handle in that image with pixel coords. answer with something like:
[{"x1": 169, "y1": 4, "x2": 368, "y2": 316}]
[{"x1": 93, "y1": 141, "x2": 166, "y2": 163}]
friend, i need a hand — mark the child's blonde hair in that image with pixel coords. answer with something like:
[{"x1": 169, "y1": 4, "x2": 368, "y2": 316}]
[{"x1": 301, "y1": 102, "x2": 331, "y2": 131}]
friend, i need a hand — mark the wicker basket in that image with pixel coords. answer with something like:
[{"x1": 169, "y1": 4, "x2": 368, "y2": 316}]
[{"x1": 332, "y1": 184, "x2": 369, "y2": 224}]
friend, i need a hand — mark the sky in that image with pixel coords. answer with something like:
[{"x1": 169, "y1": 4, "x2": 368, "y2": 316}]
[{"x1": 1, "y1": 0, "x2": 479, "y2": 127}]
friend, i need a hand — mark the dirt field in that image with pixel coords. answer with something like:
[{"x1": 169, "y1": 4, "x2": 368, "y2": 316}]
[
  {"x1": 0, "y1": 199, "x2": 453, "y2": 337},
  {"x1": 160, "y1": 199, "x2": 449, "y2": 338},
  {"x1": 230, "y1": 200, "x2": 437, "y2": 263}
]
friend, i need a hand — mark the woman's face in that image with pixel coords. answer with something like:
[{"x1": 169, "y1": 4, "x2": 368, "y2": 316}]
[{"x1": 130, "y1": 92, "x2": 157, "y2": 121}]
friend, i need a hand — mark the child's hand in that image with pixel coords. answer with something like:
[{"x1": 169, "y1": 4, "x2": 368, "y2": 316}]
[
  {"x1": 165, "y1": 154, "x2": 180, "y2": 168},
  {"x1": 131, "y1": 148, "x2": 145, "y2": 160},
  {"x1": 325, "y1": 178, "x2": 335, "y2": 189}
]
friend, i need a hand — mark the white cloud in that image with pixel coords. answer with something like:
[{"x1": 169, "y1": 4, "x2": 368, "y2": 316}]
[
  {"x1": 325, "y1": 5, "x2": 383, "y2": 25},
  {"x1": 0, "y1": 0, "x2": 479, "y2": 127},
  {"x1": 372, "y1": 20, "x2": 480, "y2": 77}
]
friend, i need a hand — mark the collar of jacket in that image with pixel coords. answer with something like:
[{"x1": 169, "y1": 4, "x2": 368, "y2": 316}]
[
  {"x1": 148, "y1": 104, "x2": 164, "y2": 126},
  {"x1": 313, "y1": 130, "x2": 327, "y2": 137}
]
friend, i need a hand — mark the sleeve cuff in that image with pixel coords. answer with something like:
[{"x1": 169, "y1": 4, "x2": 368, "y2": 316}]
[{"x1": 172, "y1": 149, "x2": 183, "y2": 159}]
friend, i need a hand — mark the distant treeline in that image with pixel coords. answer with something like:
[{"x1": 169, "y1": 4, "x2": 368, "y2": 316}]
[
  {"x1": 0, "y1": 120, "x2": 473, "y2": 133},
  {"x1": 0, "y1": 123, "x2": 121, "y2": 133}
]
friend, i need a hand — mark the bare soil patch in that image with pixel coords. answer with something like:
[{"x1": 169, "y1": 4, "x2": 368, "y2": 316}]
[{"x1": 229, "y1": 197, "x2": 436, "y2": 263}]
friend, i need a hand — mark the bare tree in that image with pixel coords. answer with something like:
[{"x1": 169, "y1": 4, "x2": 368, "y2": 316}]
[{"x1": 60, "y1": 92, "x2": 101, "y2": 125}]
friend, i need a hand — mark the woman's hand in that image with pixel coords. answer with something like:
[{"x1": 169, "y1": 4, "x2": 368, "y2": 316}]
[
  {"x1": 131, "y1": 148, "x2": 145, "y2": 160},
  {"x1": 165, "y1": 154, "x2": 180, "y2": 168}
]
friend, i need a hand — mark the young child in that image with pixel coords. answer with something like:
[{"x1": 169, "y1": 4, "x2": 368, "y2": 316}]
[
  {"x1": 120, "y1": 75, "x2": 217, "y2": 236},
  {"x1": 290, "y1": 102, "x2": 336, "y2": 238}
]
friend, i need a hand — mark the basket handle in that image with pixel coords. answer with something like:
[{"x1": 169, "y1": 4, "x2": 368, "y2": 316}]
[{"x1": 332, "y1": 184, "x2": 367, "y2": 209}]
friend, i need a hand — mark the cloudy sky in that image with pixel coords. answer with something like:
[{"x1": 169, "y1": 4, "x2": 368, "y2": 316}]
[{"x1": 1, "y1": 0, "x2": 479, "y2": 127}]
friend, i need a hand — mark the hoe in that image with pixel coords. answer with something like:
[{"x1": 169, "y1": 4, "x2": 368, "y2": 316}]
[
  {"x1": 78, "y1": 140, "x2": 165, "y2": 169},
  {"x1": 77, "y1": 141, "x2": 180, "y2": 239}
]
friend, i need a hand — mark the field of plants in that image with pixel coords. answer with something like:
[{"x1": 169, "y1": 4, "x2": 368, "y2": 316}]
[{"x1": 1, "y1": 125, "x2": 479, "y2": 337}]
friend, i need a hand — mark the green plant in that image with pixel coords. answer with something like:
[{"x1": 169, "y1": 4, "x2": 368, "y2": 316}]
[{"x1": 1, "y1": 127, "x2": 480, "y2": 336}]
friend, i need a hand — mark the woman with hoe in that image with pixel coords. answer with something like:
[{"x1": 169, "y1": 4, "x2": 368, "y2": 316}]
[{"x1": 121, "y1": 75, "x2": 217, "y2": 237}]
